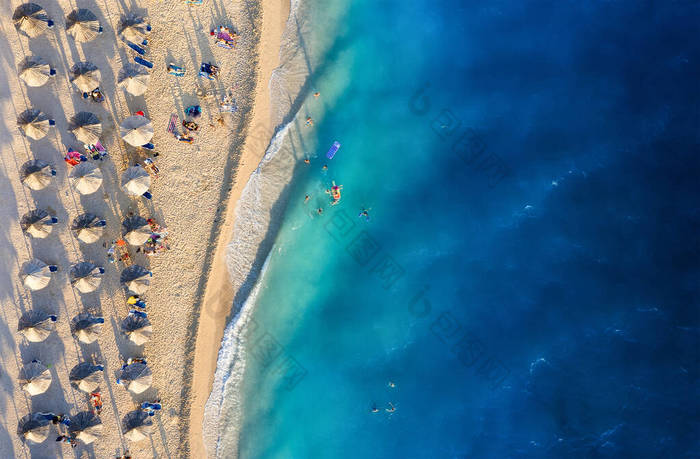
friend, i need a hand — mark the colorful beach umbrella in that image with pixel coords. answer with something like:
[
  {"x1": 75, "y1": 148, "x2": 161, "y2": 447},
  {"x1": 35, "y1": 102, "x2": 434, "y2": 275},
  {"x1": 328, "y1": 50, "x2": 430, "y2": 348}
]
[
  {"x1": 118, "y1": 14, "x2": 150, "y2": 43},
  {"x1": 120, "y1": 115, "x2": 153, "y2": 146},
  {"x1": 69, "y1": 111, "x2": 101, "y2": 145},
  {"x1": 17, "y1": 310, "x2": 56, "y2": 342},
  {"x1": 20, "y1": 160, "x2": 55, "y2": 191},
  {"x1": 69, "y1": 411, "x2": 103, "y2": 444},
  {"x1": 70, "y1": 261, "x2": 103, "y2": 293},
  {"x1": 118, "y1": 64, "x2": 150, "y2": 96},
  {"x1": 122, "y1": 410, "x2": 153, "y2": 442},
  {"x1": 66, "y1": 9, "x2": 102, "y2": 43},
  {"x1": 69, "y1": 162, "x2": 103, "y2": 195},
  {"x1": 121, "y1": 165, "x2": 151, "y2": 196},
  {"x1": 17, "y1": 413, "x2": 50, "y2": 443},
  {"x1": 17, "y1": 109, "x2": 53, "y2": 140},
  {"x1": 19, "y1": 56, "x2": 54, "y2": 87},
  {"x1": 21, "y1": 209, "x2": 57, "y2": 239},
  {"x1": 13, "y1": 3, "x2": 52, "y2": 38},
  {"x1": 120, "y1": 265, "x2": 151, "y2": 294},
  {"x1": 122, "y1": 215, "x2": 151, "y2": 245},
  {"x1": 118, "y1": 362, "x2": 152, "y2": 394},
  {"x1": 19, "y1": 362, "x2": 52, "y2": 396},
  {"x1": 70, "y1": 362, "x2": 104, "y2": 393},
  {"x1": 21, "y1": 258, "x2": 53, "y2": 291},
  {"x1": 71, "y1": 313, "x2": 104, "y2": 344},
  {"x1": 71, "y1": 213, "x2": 106, "y2": 243},
  {"x1": 121, "y1": 314, "x2": 152, "y2": 345},
  {"x1": 70, "y1": 61, "x2": 101, "y2": 92}
]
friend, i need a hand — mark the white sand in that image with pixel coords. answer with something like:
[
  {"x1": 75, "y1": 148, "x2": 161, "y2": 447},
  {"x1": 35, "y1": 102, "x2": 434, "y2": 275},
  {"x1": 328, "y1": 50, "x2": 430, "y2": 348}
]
[{"x1": 0, "y1": 0, "x2": 283, "y2": 457}]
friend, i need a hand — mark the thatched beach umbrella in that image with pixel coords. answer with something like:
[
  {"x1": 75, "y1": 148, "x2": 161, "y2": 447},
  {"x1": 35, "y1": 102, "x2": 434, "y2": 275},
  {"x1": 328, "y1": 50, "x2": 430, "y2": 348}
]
[
  {"x1": 19, "y1": 362, "x2": 52, "y2": 395},
  {"x1": 21, "y1": 258, "x2": 54, "y2": 291},
  {"x1": 66, "y1": 9, "x2": 102, "y2": 43},
  {"x1": 118, "y1": 64, "x2": 150, "y2": 96},
  {"x1": 18, "y1": 310, "x2": 56, "y2": 342},
  {"x1": 121, "y1": 165, "x2": 151, "y2": 196},
  {"x1": 122, "y1": 410, "x2": 153, "y2": 442},
  {"x1": 17, "y1": 413, "x2": 50, "y2": 443},
  {"x1": 71, "y1": 213, "x2": 106, "y2": 243},
  {"x1": 69, "y1": 111, "x2": 101, "y2": 145},
  {"x1": 70, "y1": 61, "x2": 101, "y2": 92},
  {"x1": 121, "y1": 314, "x2": 152, "y2": 345},
  {"x1": 69, "y1": 411, "x2": 103, "y2": 444},
  {"x1": 118, "y1": 14, "x2": 150, "y2": 43},
  {"x1": 19, "y1": 56, "x2": 54, "y2": 87},
  {"x1": 70, "y1": 362, "x2": 104, "y2": 393},
  {"x1": 13, "y1": 3, "x2": 53, "y2": 38},
  {"x1": 117, "y1": 362, "x2": 152, "y2": 394},
  {"x1": 21, "y1": 209, "x2": 57, "y2": 238},
  {"x1": 69, "y1": 162, "x2": 103, "y2": 195},
  {"x1": 120, "y1": 265, "x2": 151, "y2": 294},
  {"x1": 71, "y1": 313, "x2": 104, "y2": 344},
  {"x1": 122, "y1": 215, "x2": 151, "y2": 246},
  {"x1": 20, "y1": 160, "x2": 55, "y2": 191},
  {"x1": 120, "y1": 115, "x2": 153, "y2": 146},
  {"x1": 70, "y1": 261, "x2": 104, "y2": 293},
  {"x1": 17, "y1": 109, "x2": 53, "y2": 140}
]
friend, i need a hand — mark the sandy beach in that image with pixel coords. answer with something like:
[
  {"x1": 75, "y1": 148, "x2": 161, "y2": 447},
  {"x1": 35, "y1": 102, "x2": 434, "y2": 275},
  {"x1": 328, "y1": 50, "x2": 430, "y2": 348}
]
[{"x1": 0, "y1": 0, "x2": 286, "y2": 457}]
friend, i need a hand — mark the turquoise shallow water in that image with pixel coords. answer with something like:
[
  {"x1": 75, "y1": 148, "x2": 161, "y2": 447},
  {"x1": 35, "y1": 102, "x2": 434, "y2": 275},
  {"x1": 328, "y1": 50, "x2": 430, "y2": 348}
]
[{"x1": 222, "y1": 0, "x2": 700, "y2": 457}]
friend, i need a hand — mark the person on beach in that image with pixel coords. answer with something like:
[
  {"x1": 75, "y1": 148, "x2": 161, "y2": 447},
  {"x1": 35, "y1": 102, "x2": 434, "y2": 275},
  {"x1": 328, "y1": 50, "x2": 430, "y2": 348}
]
[
  {"x1": 141, "y1": 400, "x2": 162, "y2": 416},
  {"x1": 51, "y1": 414, "x2": 71, "y2": 427},
  {"x1": 56, "y1": 435, "x2": 77, "y2": 448},
  {"x1": 182, "y1": 120, "x2": 199, "y2": 132},
  {"x1": 127, "y1": 295, "x2": 146, "y2": 309},
  {"x1": 90, "y1": 392, "x2": 103, "y2": 415},
  {"x1": 129, "y1": 309, "x2": 148, "y2": 319}
]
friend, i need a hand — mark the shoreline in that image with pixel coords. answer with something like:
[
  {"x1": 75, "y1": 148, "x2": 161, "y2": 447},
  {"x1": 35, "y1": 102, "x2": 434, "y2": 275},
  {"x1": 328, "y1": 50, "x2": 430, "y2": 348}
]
[{"x1": 187, "y1": 1, "x2": 291, "y2": 457}]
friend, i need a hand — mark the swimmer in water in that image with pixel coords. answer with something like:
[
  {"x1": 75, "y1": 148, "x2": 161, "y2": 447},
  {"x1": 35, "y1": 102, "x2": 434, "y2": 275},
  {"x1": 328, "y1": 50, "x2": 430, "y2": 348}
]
[
  {"x1": 388, "y1": 381, "x2": 395, "y2": 388},
  {"x1": 304, "y1": 195, "x2": 310, "y2": 203},
  {"x1": 306, "y1": 117, "x2": 314, "y2": 126},
  {"x1": 314, "y1": 92, "x2": 320, "y2": 98},
  {"x1": 322, "y1": 164, "x2": 328, "y2": 171},
  {"x1": 317, "y1": 207, "x2": 323, "y2": 215},
  {"x1": 386, "y1": 402, "x2": 396, "y2": 413},
  {"x1": 358, "y1": 208, "x2": 371, "y2": 222},
  {"x1": 304, "y1": 158, "x2": 310, "y2": 164},
  {"x1": 371, "y1": 403, "x2": 379, "y2": 413}
]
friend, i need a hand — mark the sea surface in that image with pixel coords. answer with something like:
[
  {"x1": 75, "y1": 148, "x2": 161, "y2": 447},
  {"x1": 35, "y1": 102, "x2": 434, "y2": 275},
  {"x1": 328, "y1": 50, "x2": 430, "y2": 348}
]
[{"x1": 208, "y1": 0, "x2": 700, "y2": 457}]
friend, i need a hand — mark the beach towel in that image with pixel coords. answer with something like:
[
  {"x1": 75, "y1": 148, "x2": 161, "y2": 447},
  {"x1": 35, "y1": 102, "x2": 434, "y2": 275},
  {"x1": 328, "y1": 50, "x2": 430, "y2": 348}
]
[{"x1": 167, "y1": 114, "x2": 178, "y2": 135}]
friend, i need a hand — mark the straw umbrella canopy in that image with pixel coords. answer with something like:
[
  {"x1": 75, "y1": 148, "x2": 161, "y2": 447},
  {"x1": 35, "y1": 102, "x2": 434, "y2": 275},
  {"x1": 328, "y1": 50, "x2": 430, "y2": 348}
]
[
  {"x1": 121, "y1": 165, "x2": 151, "y2": 196},
  {"x1": 122, "y1": 410, "x2": 153, "y2": 442},
  {"x1": 118, "y1": 14, "x2": 149, "y2": 43},
  {"x1": 121, "y1": 314, "x2": 152, "y2": 345},
  {"x1": 70, "y1": 262, "x2": 103, "y2": 293},
  {"x1": 17, "y1": 109, "x2": 53, "y2": 140},
  {"x1": 13, "y1": 3, "x2": 52, "y2": 38},
  {"x1": 19, "y1": 56, "x2": 53, "y2": 87},
  {"x1": 118, "y1": 64, "x2": 150, "y2": 96},
  {"x1": 21, "y1": 258, "x2": 53, "y2": 291},
  {"x1": 21, "y1": 209, "x2": 56, "y2": 238},
  {"x1": 120, "y1": 115, "x2": 153, "y2": 146},
  {"x1": 118, "y1": 362, "x2": 152, "y2": 394},
  {"x1": 69, "y1": 111, "x2": 101, "y2": 145},
  {"x1": 71, "y1": 213, "x2": 105, "y2": 243},
  {"x1": 71, "y1": 313, "x2": 104, "y2": 344},
  {"x1": 70, "y1": 61, "x2": 100, "y2": 92},
  {"x1": 122, "y1": 215, "x2": 151, "y2": 246},
  {"x1": 66, "y1": 9, "x2": 101, "y2": 43},
  {"x1": 69, "y1": 162, "x2": 103, "y2": 195},
  {"x1": 20, "y1": 160, "x2": 55, "y2": 191},
  {"x1": 120, "y1": 265, "x2": 151, "y2": 295},
  {"x1": 17, "y1": 310, "x2": 56, "y2": 342},
  {"x1": 19, "y1": 362, "x2": 52, "y2": 396},
  {"x1": 69, "y1": 411, "x2": 103, "y2": 444},
  {"x1": 70, "y1": 362, "x2": 104, "y2": 393},
  {"x1": 17, "y1": 413, "x2": 50, "y2": 443}
]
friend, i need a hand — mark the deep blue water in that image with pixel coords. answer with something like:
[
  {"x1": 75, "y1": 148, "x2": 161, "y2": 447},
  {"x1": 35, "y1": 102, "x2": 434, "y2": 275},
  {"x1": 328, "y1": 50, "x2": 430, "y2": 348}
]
[{"x1": 233, "y1": 0, "x2": 700, "y2": 457}]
